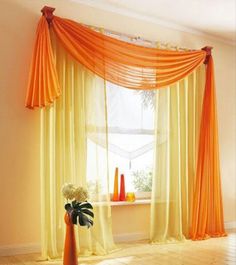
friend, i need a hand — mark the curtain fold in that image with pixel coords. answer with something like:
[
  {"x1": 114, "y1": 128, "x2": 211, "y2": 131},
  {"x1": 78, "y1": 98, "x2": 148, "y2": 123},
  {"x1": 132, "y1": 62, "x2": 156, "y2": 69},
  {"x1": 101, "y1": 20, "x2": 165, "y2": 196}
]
[
  {"x1": 25, "y1": 16, "x2": 206, "y2": 109},
  {"x1": 51, "y1": 16, "x2": 205, "y2": 90},
  {"x1": 40, "y1": 35, "x2": 116, "y2": 259},
  {"x1": 150, "y1": 65, "x2": 205, "y2": 242},
  {"x1": 25, "y1": 17, "x2": 60, "y2": 108},
  {"x1": 190, "y1": 57, "x2": 226, "y2": 239}
]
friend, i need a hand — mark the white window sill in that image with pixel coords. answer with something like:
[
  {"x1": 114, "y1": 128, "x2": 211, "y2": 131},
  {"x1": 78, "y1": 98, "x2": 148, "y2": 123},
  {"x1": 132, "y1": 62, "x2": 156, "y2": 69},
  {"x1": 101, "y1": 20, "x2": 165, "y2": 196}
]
[
  {"x1": 110, "y1": 199, "x2": 151, "y2": 206},
  {"x1": 93, "y1": 199, "x2": 151, "y2": 207},
  {"x1": 92, "y1": 199, "x2": 170, "y2": 207},
  {"x1": 92, "y1": 196, "x2": 151, "y2": 207}
]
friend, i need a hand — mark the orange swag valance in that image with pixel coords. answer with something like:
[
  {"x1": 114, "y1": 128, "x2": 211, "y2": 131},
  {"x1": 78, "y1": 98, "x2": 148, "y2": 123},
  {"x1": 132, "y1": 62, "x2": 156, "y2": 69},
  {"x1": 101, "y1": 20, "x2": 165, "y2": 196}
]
[
  {"x1": 25, "y1": 6, "x2": 226, "y2": 240},
  {"x1": 26, "y1": 13, "x2": 207, "y2": 108}
]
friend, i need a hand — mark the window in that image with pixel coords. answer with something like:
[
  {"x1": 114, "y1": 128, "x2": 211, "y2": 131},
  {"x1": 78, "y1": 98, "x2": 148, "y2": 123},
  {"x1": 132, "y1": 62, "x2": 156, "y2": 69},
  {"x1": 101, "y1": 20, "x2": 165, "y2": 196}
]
[
  {"x1": 86, "y1": 81, "x2": 155, "y2": 199},
  {"x1": 106, "y1": 82, "x2": 155, "y2": 197}
]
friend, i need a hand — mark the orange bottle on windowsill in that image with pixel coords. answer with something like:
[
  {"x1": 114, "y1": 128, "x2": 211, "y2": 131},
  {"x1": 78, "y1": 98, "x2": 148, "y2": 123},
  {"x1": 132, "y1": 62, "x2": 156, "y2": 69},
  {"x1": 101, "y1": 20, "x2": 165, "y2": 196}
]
[
  {"x1": 112, "y1": 167, "x2": 119, "y2": 201},
  {"x1": 119, "y1": 174, "x2": 126, "y2": 201}
]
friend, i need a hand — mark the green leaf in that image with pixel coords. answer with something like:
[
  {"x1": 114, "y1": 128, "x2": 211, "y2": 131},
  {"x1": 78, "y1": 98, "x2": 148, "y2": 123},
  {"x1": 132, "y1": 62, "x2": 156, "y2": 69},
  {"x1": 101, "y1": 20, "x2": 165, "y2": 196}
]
[
  {"x1": 71, "y1": 210, "x2": 78, "y2": 225},
  {"x1": 78, "y1": 212, "x2": 93, "y2": 228},
  {"x1": 81, "y1": 208, "x2": 94, "y2": 218},
  {"x1": 87, "y1": 219, "x2": 94, "y2": 227},
  {"x1": 73, "y1": 201, "x2": 82, "y2": 209},
  {"x1": 65, "y1": 203, "x2": 72, "y2": 211},
  {"x1": 78, "y1": 212, "x2": 87, "y2": 226},
  {"x1": 79, "y1": 202, "x2": 93, "y2": 209}
]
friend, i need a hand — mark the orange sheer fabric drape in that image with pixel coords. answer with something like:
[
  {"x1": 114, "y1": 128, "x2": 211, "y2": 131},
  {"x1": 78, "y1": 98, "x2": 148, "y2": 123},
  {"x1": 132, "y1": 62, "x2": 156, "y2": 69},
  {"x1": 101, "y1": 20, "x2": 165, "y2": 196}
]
[
  {"x1": 190, "y1": 56, "x2": 226, "y2": 240},
  {"x1": 25, "y1": 17, "x2": 60, "y2": 108},
  {"x1": 52, "y1": 16, "x2": 205, "y2": 90},
  {"x1": 25, "y1": 16, "x2": 206, "y2": 108},
  {"x1": 25, "y1": 11, "x2": 226, "y2": 241}
]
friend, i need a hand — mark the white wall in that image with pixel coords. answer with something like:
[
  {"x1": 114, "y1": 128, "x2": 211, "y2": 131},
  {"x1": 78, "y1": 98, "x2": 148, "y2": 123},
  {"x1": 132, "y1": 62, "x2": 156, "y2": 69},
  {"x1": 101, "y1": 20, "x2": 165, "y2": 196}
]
[{"x1": 0, "y1": 0, "x2": 235, "y2": 250}]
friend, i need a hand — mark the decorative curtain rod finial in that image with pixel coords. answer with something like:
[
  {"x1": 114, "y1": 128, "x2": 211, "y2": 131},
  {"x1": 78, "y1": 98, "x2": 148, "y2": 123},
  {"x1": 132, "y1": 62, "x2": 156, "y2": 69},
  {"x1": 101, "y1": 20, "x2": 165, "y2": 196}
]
[
  {"x1": 202, "y1": 46, "x2": 213, "y2": 64},
  {"x1": 41, "y1": 6, "x2": 55, "y2": 24}
]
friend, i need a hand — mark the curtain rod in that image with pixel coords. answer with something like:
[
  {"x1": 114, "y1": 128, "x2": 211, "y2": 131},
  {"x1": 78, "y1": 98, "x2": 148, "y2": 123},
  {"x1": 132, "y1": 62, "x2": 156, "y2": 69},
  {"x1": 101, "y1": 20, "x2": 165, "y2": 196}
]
[
  {"x1": 82, "y1": 23, "x2": 192, "y2": 51},
  {"x1": 41, "y1": 6, "x2": 212, "y2": 63},
  {"x1": 41, "y1": 7, "x2": 191, "y2": 51}
]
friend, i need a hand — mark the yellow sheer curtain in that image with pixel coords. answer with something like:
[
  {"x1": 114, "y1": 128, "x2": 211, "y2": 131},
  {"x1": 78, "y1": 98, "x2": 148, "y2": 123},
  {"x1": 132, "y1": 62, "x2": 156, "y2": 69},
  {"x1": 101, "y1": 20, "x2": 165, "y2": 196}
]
[
  {"x1": 40, "y1": 34, "x2": 116, "y2": 259},
  {"x1": 150, "y1": 65, "x2": 205, "y2": 242}
]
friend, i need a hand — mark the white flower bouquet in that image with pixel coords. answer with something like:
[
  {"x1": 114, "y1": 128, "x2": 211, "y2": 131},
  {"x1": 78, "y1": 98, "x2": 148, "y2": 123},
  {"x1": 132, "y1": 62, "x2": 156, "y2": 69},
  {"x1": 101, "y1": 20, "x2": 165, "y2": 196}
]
[{"x1": 62, "y1": 183, "x2": 94, "y2": 227}]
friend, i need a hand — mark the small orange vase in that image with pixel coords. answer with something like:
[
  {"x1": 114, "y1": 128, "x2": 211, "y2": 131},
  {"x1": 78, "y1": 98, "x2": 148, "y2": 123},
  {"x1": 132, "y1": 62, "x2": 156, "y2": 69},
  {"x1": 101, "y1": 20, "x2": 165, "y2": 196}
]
[
  {"x1": 63, "y1": 213, "x2": 78, "y2": 265},
  {"x1": 112, "y1": 167, "x2": 119, "y2": 201},
  {"x1": 119, "y1": 174, "x2": 126, "y2": 201}
]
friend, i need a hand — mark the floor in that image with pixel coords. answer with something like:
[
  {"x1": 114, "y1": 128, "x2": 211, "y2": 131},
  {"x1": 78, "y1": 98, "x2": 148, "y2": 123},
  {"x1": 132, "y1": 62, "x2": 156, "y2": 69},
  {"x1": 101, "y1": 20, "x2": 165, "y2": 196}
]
[{"x1": 0, "y1": 231, "x2": 235, "y2": 265}]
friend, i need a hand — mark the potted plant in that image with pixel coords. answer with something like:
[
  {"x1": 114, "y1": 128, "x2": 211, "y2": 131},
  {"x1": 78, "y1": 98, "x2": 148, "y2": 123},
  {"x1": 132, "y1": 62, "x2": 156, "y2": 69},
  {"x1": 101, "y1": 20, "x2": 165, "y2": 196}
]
[{"x1": 62, "y1": 183, "x2": 94, "y2": 265}]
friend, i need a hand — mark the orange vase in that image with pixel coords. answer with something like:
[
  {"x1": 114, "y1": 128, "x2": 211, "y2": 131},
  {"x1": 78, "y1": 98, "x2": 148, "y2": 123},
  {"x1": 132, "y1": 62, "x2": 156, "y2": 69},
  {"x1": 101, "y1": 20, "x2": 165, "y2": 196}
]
[
  {"x1": 119, "y1": 174, "x2": 126, "y2": 201},
  {"x1": 112, "y1": 167, "x2": 119, "y2": 201},
  {"x1": 63, "y1": 213, "x2": 78, "y2": 265}
]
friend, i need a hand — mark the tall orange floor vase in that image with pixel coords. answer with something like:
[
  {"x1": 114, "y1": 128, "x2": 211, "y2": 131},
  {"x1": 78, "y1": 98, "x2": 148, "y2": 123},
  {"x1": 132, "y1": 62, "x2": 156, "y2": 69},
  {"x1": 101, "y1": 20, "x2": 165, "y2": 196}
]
[{"x1": 63, "y1": 213, "x2": 78, "y2": 265}]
